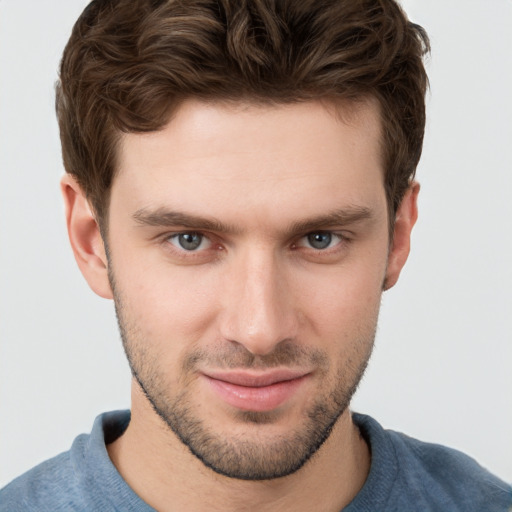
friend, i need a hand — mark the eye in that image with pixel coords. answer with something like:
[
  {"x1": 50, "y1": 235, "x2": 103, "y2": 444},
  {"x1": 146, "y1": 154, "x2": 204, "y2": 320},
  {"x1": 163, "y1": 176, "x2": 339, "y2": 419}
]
[
  {"x1": 307, "y1": 232, "x2": 332, "y2": 250},
  {"x1": 168, "y1": 232, "x2": 211, "y2": 251},
  {"x1": 299, "y1": 231, "x2": 344, "y2": 250}
]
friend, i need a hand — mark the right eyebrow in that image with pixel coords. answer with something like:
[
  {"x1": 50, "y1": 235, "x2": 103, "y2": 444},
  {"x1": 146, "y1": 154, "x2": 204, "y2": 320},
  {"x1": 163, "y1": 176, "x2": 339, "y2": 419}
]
[{"x1": 132, "y1": 207, "x2": 242, "y2": 234}]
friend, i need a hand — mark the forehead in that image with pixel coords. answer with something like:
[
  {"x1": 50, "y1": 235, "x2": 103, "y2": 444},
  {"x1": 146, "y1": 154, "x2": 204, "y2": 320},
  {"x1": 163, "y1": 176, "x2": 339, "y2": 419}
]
[
  {"x1": 112, "y1": 98, "x2": 385, "y2": 227},
  {"x1": 118, "y1": 97, "x2": 381, "y2": 161}
]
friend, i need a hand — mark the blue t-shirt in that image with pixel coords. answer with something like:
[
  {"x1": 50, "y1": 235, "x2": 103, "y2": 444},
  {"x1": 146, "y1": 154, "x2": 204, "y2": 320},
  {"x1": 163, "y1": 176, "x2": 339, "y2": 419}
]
[{"x1": 1, "y1": 410, "x2": 511, "y2": 511}]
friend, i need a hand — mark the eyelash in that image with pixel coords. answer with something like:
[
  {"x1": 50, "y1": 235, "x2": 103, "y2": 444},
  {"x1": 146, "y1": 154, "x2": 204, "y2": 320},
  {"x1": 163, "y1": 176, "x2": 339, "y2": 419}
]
[
  {"x1": 292, "y1": 231, "x2": 347, "y2": 251},
  {"x1": 161, "y1": 230, "x2": 350, "y2": 260},
  {"x1": 160, "y1": 232, "x2": 221, "y2": 263},
  {"x1": 167, "y1": 232, "x2": 213, "y2": 252}
]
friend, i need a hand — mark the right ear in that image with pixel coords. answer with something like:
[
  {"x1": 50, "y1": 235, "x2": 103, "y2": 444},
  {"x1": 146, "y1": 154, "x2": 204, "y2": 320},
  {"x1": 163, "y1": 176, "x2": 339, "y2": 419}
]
[{"x1": 60, "y1": 174, "x2": 113, "y2": 299}]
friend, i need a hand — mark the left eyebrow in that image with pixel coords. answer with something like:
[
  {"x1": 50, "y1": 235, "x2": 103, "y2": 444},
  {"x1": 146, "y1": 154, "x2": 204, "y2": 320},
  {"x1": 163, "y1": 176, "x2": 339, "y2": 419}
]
[{"x1": 287, "y1": 206, "x2": 374, "y2": 234}]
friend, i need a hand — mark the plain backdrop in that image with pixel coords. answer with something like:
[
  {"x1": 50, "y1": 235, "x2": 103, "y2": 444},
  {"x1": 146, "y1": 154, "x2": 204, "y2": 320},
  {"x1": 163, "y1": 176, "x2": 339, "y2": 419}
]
[{"x1": 0, "y1": 0, "x2": 511, "y2": 487}]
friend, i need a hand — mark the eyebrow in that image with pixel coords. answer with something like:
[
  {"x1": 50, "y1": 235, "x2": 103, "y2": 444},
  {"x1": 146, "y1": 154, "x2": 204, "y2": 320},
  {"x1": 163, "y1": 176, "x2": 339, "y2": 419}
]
[
  {"x1": 133, "y1": 208, "x2": 242, "y2": 234},
  {"x1": 132, "y1": 205, "x2": 374, "y2": 235},
  {"x1": 288, "y1": 206, "x2": 374, "y2": 234}
]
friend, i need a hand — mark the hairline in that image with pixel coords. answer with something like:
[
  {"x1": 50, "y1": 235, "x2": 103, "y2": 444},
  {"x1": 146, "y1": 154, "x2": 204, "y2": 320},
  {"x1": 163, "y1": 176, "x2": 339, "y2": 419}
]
[{"x1": 93, "y1": 94, "x2": 395, "y2": 241}]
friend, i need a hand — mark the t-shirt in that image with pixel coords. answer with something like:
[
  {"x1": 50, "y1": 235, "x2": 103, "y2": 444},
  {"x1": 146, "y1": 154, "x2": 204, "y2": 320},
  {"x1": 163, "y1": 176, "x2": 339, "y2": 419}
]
[{"x1": 1, "y1": 410, "x2": 511, "y2": 511}]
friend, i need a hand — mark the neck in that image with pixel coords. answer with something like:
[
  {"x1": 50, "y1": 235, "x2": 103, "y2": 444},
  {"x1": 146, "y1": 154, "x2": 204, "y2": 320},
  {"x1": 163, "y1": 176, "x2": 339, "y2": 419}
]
[{"x1": 107, "y1": 383, "x2": 370, "y2": 512}]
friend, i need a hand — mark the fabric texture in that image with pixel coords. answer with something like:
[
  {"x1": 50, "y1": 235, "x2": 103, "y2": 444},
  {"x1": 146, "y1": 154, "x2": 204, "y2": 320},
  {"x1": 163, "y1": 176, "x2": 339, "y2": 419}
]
[{"x1": 1, "y1": 410, "x2": 511, "y2": 511}]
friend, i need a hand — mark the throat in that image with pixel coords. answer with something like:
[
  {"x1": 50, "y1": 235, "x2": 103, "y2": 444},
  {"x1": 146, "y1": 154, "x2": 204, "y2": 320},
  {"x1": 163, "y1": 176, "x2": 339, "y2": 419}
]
[{"x1": 107, "y1": 395, "x2": 371, "y2": 512}]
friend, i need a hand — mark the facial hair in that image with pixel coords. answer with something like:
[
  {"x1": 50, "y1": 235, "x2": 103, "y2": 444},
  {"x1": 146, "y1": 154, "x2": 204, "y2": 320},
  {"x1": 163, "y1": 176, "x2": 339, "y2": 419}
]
[{"x1": 110, "y1": 273, "x2": 375, "y2": 481}]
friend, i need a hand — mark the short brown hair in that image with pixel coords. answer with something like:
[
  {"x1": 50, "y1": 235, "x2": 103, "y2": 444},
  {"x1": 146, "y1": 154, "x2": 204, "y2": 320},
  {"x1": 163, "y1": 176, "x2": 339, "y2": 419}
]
[{"x1": 56, "y1": 0, "x2": 429, "y2": 227}]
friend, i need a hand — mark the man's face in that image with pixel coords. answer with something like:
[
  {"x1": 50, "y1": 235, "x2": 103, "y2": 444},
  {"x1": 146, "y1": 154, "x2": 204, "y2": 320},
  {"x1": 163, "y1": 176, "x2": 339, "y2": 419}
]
[{"x1": 105, "y1": 99, "x2": 392, "y2": 480}]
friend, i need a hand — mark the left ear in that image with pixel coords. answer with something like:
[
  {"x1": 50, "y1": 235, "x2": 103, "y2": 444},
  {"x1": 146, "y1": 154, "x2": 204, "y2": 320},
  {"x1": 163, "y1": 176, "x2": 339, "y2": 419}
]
[{"x1": 384, "y1": 182, "x2": 420, "y2": 290}]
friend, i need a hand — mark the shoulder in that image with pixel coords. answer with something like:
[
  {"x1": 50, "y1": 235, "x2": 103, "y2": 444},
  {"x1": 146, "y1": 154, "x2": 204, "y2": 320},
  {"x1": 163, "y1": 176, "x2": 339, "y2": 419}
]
[
  {"x1": 352, "y1": 413, "x2": 512, "y2": 512},
  {"x1": 0, "y1": 411, "x2": 133, "y2": 512},
  {"x1": 0, "y1": 442, "x2": 85, "y2": 511},
  {"x1": 388, "y1": 429, "x2": 511, "y2": 510}
]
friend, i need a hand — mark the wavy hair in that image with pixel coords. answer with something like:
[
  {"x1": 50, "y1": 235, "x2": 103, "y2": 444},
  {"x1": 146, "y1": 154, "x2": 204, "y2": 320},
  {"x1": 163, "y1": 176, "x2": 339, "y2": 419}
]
[{"x1": 56, "y1": 0, "x2": 430, "y2": 226}]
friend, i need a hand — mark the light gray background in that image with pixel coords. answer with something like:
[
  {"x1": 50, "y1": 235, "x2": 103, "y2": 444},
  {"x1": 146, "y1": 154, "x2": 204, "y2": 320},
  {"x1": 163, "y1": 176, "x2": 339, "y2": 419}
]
[{"x1": 1, "y1": 0, "x2": 511, "y2": 487}]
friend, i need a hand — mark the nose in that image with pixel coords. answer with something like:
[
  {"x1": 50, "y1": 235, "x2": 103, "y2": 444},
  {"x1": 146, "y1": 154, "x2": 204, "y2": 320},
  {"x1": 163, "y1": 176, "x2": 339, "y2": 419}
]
[{"x1": 219, "y1": 248, "x2": 298, "y2": 356}]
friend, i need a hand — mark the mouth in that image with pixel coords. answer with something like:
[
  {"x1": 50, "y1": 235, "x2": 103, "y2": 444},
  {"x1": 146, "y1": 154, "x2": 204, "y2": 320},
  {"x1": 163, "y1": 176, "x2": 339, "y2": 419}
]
[{"x1": 201, "y1": 369, "x2": 311, "y2": 412}]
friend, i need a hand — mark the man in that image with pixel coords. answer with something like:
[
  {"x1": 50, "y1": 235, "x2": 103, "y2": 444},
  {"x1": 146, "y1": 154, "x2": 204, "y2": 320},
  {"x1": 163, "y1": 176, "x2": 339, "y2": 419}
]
[{"x1": 1, "y1": 0, "x2": 510, "y2": 510}]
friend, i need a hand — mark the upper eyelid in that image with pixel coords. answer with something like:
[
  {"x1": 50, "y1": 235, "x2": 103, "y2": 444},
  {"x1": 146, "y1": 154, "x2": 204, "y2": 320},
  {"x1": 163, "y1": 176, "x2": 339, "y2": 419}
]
[
  {"x1": 167, "y1": 231, "x2": 212, "y2": 243},
  {"x1": 300, "y1": 231, "x2": 344, "y2": 240},
  {"x1": 296, "y1": 229, "x2": 349, "y2": 240},
  {"x1": 161, "y1": 229, "x2": 212, "y2": 241},
  {"x1": 159, "y1": 229, "x2": 350, "y2": 248},
  {"x1": 164, "y1": 232, "x2": 214, "y2": 256}
]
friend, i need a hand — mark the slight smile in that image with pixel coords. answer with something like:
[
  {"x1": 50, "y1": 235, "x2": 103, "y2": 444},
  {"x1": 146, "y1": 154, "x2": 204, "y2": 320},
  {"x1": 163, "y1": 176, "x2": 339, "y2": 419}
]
[{"x1": 202, "y1": 370, "x2": 312, "y2": 412}]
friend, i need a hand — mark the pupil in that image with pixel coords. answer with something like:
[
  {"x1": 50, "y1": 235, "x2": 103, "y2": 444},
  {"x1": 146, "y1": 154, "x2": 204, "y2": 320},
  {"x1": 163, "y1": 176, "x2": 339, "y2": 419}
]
[
  {"x1": 308, "y1": 232, "x2": 331, "y2": 249},
  {"x1": 179, "y1": 232, "x2": 202, "y2": 250}
]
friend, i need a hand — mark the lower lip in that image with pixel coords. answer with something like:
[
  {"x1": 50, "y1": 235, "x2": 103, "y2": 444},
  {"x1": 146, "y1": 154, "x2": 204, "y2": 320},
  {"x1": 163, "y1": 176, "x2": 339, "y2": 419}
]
[{"x1": 204, "y1": 375, "x2": 308, "y2": 412}]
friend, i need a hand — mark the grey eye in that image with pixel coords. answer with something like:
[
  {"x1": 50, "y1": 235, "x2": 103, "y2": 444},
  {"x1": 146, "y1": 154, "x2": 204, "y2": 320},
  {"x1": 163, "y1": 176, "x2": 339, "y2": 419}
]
[
  {"x1": 307, "y1": 232, "x2": 332, "y2": 250},
  {"x1": 177, "y1": 232, "x2": 203, "y2": 251}
]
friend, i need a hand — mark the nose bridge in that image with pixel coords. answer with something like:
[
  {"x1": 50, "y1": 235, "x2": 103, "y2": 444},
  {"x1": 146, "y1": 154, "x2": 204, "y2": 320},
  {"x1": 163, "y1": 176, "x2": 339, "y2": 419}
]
[{"x1": 221, "y1": 245, "x2": 296, "y2": 355}]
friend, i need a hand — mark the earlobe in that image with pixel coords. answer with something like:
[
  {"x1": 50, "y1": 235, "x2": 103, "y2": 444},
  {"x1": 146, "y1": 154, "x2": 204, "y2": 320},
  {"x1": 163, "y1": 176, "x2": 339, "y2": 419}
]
[
  {"x1": 60, "y1": 174, "x2": 113, "y2": 299},
  {"x1": 383, "y1": 182, "x2": 420, "y2": 291}
]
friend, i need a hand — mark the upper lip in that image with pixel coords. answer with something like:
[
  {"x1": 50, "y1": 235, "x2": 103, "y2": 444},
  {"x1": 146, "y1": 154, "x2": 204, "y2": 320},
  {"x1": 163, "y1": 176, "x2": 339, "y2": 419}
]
[{"x1": 202, "y1": 369, "x2": 310, "y2": 387}]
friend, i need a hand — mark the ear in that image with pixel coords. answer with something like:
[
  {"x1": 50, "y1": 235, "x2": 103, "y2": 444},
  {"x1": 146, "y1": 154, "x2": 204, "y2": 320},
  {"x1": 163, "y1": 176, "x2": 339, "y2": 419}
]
[
  {"x1": 61, "y1": 174, "x2": 113, "y2": 299},
  {"x1": 383, "y1": 182, "x2": 420, "y2": 291}
]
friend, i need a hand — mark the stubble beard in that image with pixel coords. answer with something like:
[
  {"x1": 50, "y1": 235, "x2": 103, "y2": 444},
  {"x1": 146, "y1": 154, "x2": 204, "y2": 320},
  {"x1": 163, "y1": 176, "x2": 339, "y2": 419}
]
[{"x1": 111, "y1": 280, "x2": 375, "y2": 481}]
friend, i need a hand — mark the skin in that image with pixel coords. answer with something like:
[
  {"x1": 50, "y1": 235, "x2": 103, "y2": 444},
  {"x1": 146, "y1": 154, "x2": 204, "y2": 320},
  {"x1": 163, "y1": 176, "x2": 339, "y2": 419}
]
[{"x1": 62, "y1": 98, "x2": 418, "y2": 512}]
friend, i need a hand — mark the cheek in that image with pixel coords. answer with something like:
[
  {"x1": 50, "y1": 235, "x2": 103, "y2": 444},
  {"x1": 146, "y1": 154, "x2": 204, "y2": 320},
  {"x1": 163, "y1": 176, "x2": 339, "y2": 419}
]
[
  {"x1": 294, "y1": 259, "x2": 386, "y2": 343},
  {"x1": 112, "y1": 256, "x2": 222, "y2": 351}
]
